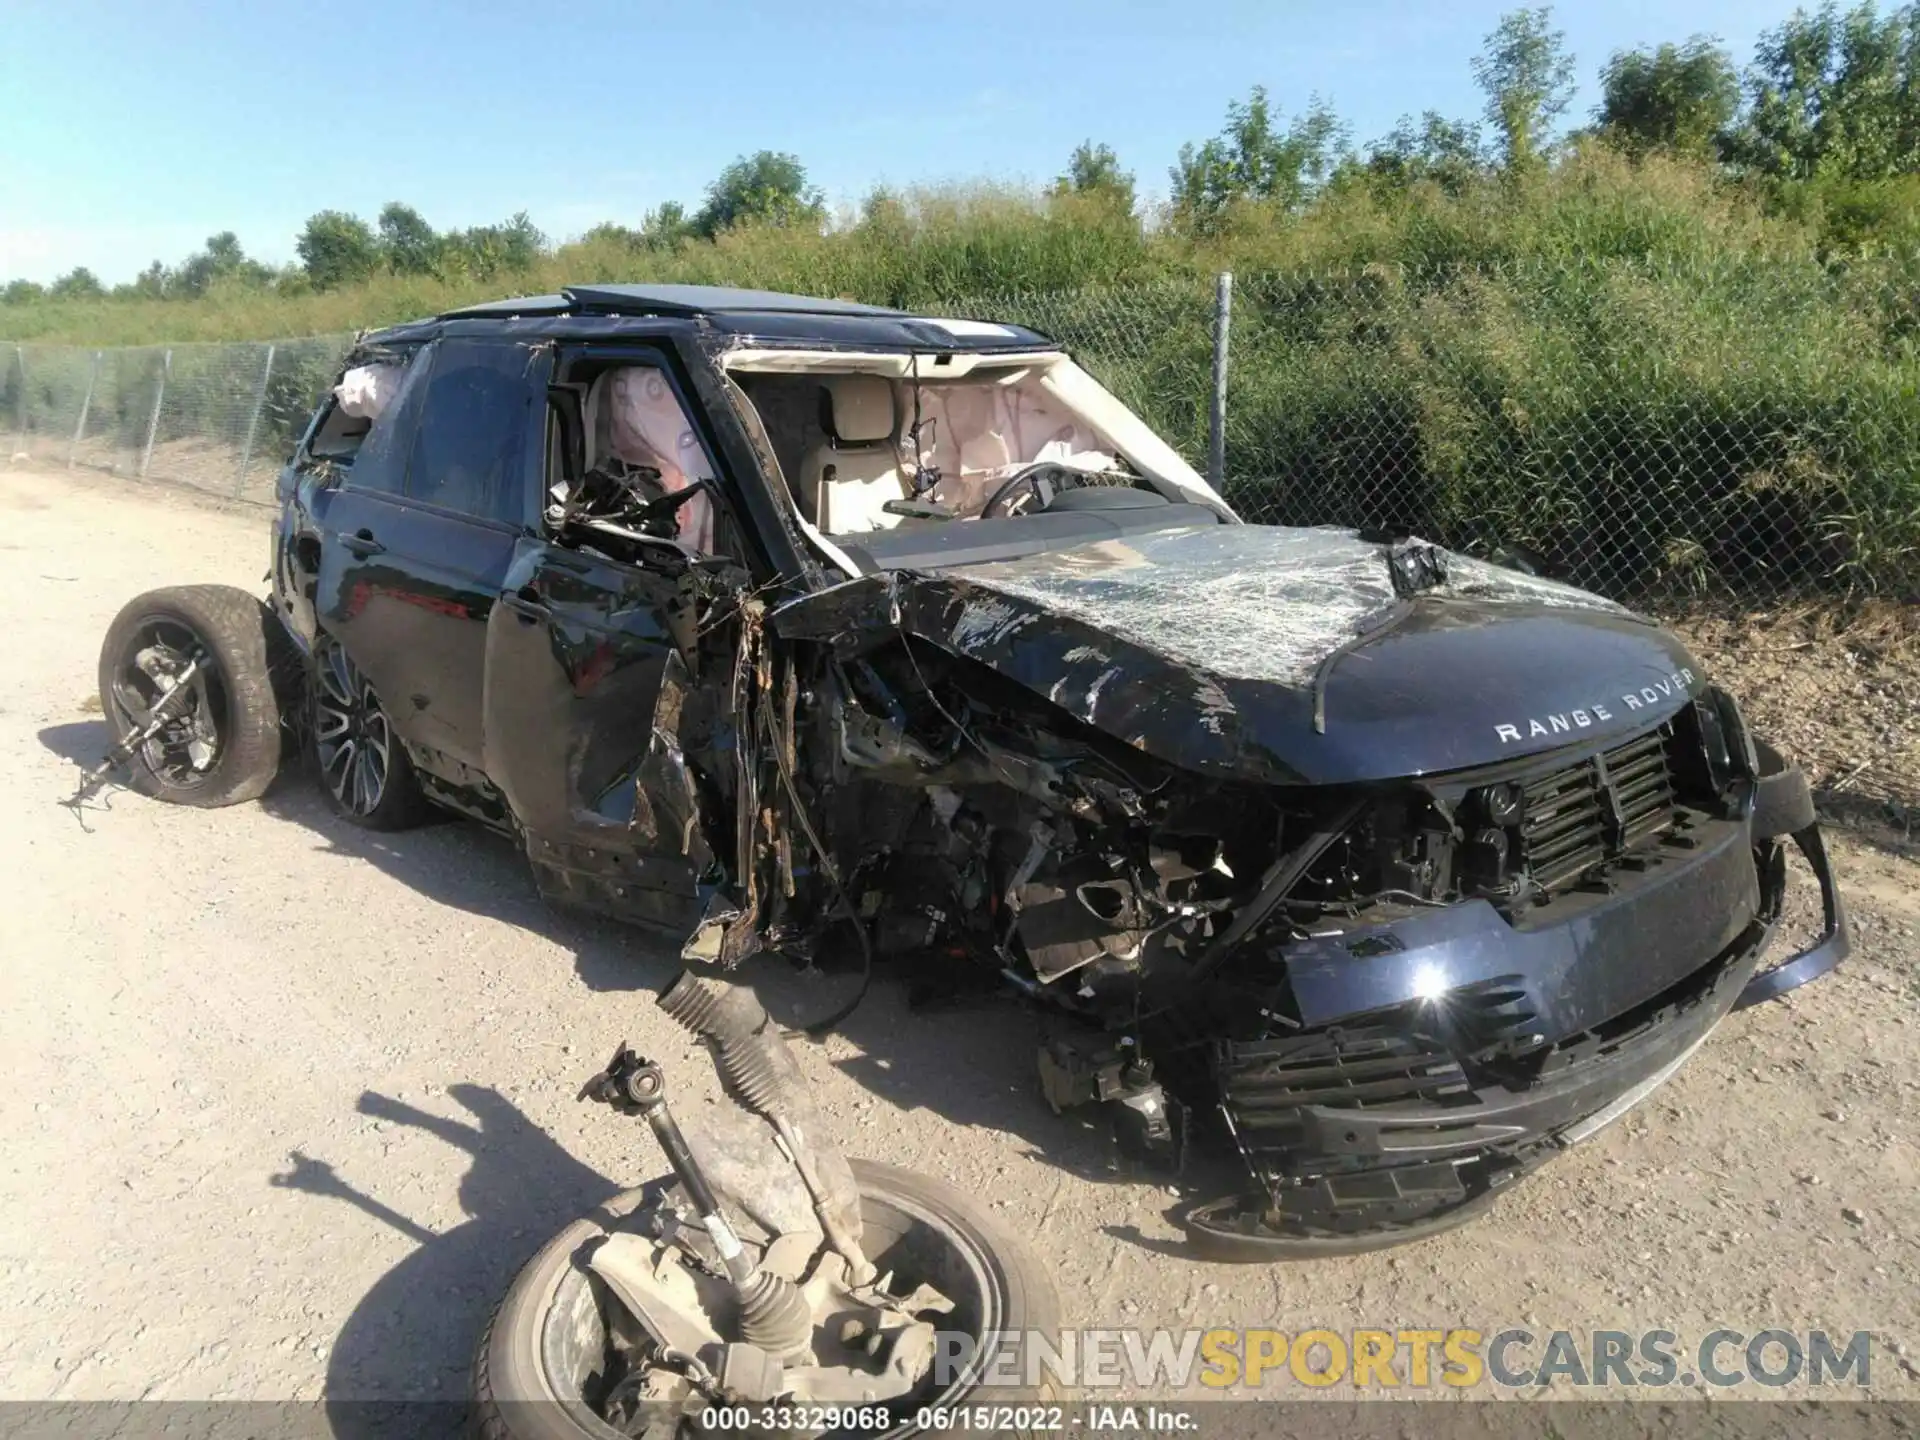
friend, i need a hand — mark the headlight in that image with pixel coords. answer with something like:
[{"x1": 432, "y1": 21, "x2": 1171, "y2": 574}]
[{"x1": 1468, "y1": 781, "x2": 1524, "y2": 828}]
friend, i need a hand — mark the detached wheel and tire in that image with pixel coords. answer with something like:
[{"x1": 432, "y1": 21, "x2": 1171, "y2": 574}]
[
  {"x1": 474, "y1": 1159, "x2": 1064, "y2": 1440},
  {"x1": 97, "y1": 584, "x2": 289, "y2": 807},
  {"x1": 310, "y1": 631, "x2": 429, "y2": 830}
]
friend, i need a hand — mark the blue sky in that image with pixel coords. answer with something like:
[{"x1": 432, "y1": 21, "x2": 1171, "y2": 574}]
[{"x1": 1, "y1": 0, "x2": 1809, "y2": 285}]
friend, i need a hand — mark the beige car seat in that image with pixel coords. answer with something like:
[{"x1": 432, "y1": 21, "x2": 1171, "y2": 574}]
[{"x1": 801, "y1": 376, "x2": 904, "y2": 533}]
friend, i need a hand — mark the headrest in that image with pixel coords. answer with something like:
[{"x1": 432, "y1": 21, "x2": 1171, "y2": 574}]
[{"x1": 822, "y1": 375, "x2": 895, "y2": 445}]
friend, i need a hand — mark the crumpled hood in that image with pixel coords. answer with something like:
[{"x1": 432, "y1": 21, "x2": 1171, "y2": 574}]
[{"x1": 777, "y1": 524, "x2": 1707, "y2": 785}]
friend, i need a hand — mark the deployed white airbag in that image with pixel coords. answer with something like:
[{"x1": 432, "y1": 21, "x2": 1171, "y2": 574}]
[
  {"x1": 912, "y1": 370, "x2": 1120, "y2": 516},
  {"x1": 334, "y1": 363, "x2": 405, "y2": 421},
  {"x1": 604, "y1": 366, "x2": 716, "y2": 553}
]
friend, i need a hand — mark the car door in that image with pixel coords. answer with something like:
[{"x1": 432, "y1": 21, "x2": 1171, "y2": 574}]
[
  {"x1": 481, "y1": 349, "x2": 743, "y2": 931},
  {"x1": 316, "y1": 336, "x2": 547, "y2": 775}
]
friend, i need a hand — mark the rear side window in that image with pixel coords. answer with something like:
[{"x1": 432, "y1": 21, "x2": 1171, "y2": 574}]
[
  {"x1": 406, "y1": 339, "x2": 544, "y2": 524},
  {"x1": 336, "y1": 348, "x2": 430, "y2": 495},
  {"x1": 305, "y1": 404, "x2": 371, "y2": 463}
]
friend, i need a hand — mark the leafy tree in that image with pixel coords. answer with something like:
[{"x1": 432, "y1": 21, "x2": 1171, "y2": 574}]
[
  {"x1": 580, "y1": 205, "x2": 695, "y2": 252},
  {"x1": 501, "y1": 211, "x2": 548, "y2": 267},
  {"x1": 641, "y1": 201, "x2": 698, "y2": 250},
  {"x1": 692, "y1": 151, "x2": 825, "y2": 237},
  {"x1": 205, "y1": 232, "x2": 245, "y2": 269},
  {"x1": 1363, "y1": 112, "x2": 1485, "y2": 192},
  {"x1": 130, "y1": 260, "x2": 172, "y2": 299},
  {"x1": 439, "y1": 211, "x2": 546, "y2": 281},
  {"x1": 270, "y1": 263, "x2": 313, "y2": 298},
  {"x1": 1053, "y1": 141, "x2": 1136, "y2": 208},
  {"x1": 1170, "y1": 87, "x2": 1347, "y2": 231},
  {"x1": 1473, "y1": 7, "x2": 1577, "y2": 169},
  {"x1": 296, "y1": 210, "x2": 381, "y2": 289},
  {"x1": 1727, "y1": 2, "x2": 1920, "y2": 181},
  {"x1": 2, "y1": 279, "x2": 47, "y2": 305},
  {"x1": 177, "y1": 231, "x2": 272, "y2": 295},
  {"x1": 378, "y1": 202, "x2": 441, "y2": 274},
  {"x1": 48, "y1": 267, "x2": 105, "y2": 299},
  {"x1": 1597, "y1": 37, "x2": 1740, "y2": 158},
  {"x1": 579, "y1": 221, "x2": 644, "y2": 248}
]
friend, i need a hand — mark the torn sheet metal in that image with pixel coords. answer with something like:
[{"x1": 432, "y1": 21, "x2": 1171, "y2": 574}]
[{"x1": 629, "y1": 649, "x2": 716, "y2": 870}]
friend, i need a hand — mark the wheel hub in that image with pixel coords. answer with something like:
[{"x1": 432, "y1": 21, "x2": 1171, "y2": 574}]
[
  {"x1": 314, "y1": 640, "x2": 391, "y2": 815},
  {"x1": 111, "y1": 622, "x2": 223, "y2": 788}
]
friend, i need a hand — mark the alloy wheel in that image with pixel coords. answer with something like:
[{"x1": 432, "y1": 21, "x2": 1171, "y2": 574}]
[{"x1": 313, "y1": 639, "x2": 392, "y2": 816}]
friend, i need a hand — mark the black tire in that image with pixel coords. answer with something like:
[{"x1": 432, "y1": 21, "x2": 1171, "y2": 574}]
[
  {"x1": 472, "y1": 1159, "x2": 1065, "y2": 1440},
  {"x1": 309, "y1": 631, "x2": 430, "y2": 830},
  {"x1": 97, "y1": 584, "x2": 289, "y2": 808}
]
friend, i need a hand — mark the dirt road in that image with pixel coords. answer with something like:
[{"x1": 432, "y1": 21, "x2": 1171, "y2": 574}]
[{"x1": 1, "y1": 463, "x2": 1915, "y2": 1414}]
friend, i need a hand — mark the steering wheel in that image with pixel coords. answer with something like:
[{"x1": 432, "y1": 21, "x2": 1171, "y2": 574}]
[{"x1": 978, "y1": 462, "x2": 1086, "y2": 519}]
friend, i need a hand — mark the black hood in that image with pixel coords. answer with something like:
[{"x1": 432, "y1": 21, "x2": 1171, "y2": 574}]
[{"x1": 776, "y1": 524, "x2": 1706, "y2": 786}]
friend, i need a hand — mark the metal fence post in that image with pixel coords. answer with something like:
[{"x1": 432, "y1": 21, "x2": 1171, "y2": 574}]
[
  {"x1": 12, "y1": 345, "x2": 26, "y2": 448},
  {"x1": 140, "y1": 349, "x2": 171, "y2": 479},
  {"x1": 234, "y1": 343, "x2": 275, "y2": 497},
  {"x1": 1209, "y1": 271, "x2": 1232, "y2": 491},
  {"x1": 68, "y1": 350, "x2": 100, "y2": 469}
]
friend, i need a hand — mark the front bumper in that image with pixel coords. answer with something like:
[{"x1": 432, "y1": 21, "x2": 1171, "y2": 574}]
[
  {"x1": 1212, "y1": 755, "x2": 1849, "y2": 1234},
  {"x1": 1733, "y1": 750, "x2": 1851, "y2": 1008}
]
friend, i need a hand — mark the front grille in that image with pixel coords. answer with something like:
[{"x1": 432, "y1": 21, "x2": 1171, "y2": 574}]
[
  {"x1": 1519, "y1": 727, "x2": 1678, "y2": 891},
  {"x1": 1216, "y1": 1029, "x2": 1470, "y2": 1153}
]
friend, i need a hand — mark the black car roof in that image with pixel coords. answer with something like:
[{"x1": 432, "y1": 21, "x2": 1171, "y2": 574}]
[
  {"x1": 373, "y1": 283, "x2": 1052, "y2": 352},
  {"x1": 565, "y1": 283, "x2": 908, "y2": 318}
]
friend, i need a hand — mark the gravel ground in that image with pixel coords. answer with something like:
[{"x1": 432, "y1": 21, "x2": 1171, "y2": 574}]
[{"x1": 2, "y1": 463, "x2": 1916, "y2": 1414}]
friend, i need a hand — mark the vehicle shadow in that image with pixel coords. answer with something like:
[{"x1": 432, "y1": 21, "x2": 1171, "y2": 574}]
[
  {"x1": 253, "y1": 772, "x2": 663, "y2": 975},
  {"x1": 37, "y1": 721, "x2": 1190, "y2": 1367},
  {"x1": 268, "y1": 1084, "x2": 621, "y2": 1437},
  {"x1": 39, "y1": 727, "x2": 1189, "y2": 1289},
  {"x1": 36, "y1": 722, "x2": 1115, "y2": 1155},
  {"x1": 562, "y1": 922, "x2": 1129, "y2": 1190},
  {"x1": 38, "y1": 718, "x2": 106, "y2": 769},
  {"x1": 230, "y1": 756, "x2": 1122, "y2": 1191},
  {"x1": 829, "y1": 985, "x2": 1126, "y2": 1184},
  {"x1": 38, "y1": 720, "x2": 650, "y2": 977}
]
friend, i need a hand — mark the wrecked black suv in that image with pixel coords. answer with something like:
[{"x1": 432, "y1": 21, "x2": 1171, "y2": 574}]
[{"x1": 98, "y1": 283, "x2": 1848, "y2": 1254}]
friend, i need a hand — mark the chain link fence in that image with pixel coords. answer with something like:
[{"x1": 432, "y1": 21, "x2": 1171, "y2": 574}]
[
  {"x1": 2, "y1": 334, "x2": 353, "y2": 504},
  {"x1": 953, "y1": 258, "x2": 1920, "y2": 606},
  {"x1": 6, "y1": 258, "x2": 1919, "y2": 605}
]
